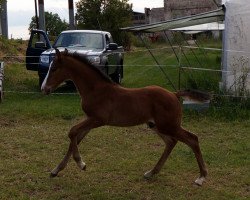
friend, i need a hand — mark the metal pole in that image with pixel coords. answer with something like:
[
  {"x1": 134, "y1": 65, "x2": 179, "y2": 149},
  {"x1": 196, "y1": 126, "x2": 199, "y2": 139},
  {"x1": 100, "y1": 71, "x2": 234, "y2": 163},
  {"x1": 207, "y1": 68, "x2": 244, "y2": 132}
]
[
  {"x1": 0, "y1": 62, "x2": 4, "y2": 103},
  {"x1": 1, "y1": 0, "x2": 8, "y2": 38},
  {"x1": 139, "y1": 34, "x2": 176, "y2": 91},
  {"x1": 163, "y1": 31, "x2": 179, "y2": 62},
  {"x1": 38, "y1": 0, "x2": 45, "y2": 31},
  {"x1": 164, "y1": 31, "x2": 182, "y2": 89},
  {"x1": 68, "y1": 0, "x2": 75, "y2": 30},
  {"x1": 34, "y1": 0, "x2": 39, "y2": 29},
  {"x1": 169, "y1": 31, "x2": 198, "y2": 88},
  {"x1": 178, "y1": 46, "x2": 182, "y2": 90},
  {"x1": 180, "y1": 32, "x2": 204, "y2": 69}
]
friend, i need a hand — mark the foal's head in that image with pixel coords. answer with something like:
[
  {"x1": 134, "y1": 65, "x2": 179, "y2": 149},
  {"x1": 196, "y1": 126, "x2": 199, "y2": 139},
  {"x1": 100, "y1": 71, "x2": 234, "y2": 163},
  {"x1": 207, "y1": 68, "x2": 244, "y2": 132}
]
[{"x1": 41, "y1": 49, "x2": 69, "y2": 95}]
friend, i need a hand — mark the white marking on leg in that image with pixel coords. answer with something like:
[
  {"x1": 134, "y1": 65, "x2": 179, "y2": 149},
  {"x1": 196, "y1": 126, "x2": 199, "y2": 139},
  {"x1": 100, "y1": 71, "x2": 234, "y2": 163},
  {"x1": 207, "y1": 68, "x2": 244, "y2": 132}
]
[
  {"x1": 144, "y1": 170, "x2": 154, "y2": 179},
  {"x1": 51, "y1": 167, "x2": 59, "y2": 177},
  {"x1": 77, "y1": 161, "x2": 86, "y2": 170},
  {"x1": 194, "y1": 176, "x2": 205, "y2": 186}
]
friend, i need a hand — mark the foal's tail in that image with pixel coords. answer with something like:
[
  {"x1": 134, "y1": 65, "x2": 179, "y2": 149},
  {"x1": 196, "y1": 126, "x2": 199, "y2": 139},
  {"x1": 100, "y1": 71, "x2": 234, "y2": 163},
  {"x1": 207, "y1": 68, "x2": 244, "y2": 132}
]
[{"x1": 175, "y1": 89, "x2": 210, "y2": 102}]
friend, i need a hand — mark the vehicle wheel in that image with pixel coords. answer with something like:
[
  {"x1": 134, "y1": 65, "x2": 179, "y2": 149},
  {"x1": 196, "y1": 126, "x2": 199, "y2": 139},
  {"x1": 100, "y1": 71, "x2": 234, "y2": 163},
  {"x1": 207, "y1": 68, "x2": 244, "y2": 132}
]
[
  {"x1": 104, "y1": 64, "x2": 109, "y2": 76},
  {"x1": 39, "y1": 74, "x2": 45, "y2": 88},
  {"x1": 111, "y1": 66, "x2": 122, "y2": 84}
]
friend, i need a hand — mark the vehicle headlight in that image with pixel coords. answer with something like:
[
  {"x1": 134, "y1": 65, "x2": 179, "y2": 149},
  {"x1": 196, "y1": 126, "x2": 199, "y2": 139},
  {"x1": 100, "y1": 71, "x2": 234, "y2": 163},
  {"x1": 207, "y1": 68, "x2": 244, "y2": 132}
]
[
  {"x1": 88, "y1": 56, "x2": 101, "y2": 65},
  {"x1": 40, "y1": 55, "x2": 50, "y2": 64}
]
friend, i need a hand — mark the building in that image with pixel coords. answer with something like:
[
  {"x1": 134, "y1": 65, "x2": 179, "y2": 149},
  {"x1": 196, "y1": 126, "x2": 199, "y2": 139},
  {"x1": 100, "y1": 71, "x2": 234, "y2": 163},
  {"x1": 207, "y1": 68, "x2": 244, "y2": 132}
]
[
  {"x1": 132, "y1": 11, "x2": 146, "y2": 26},
  {"x1": 145, "y1": 0, "x2": 221, "y2": 24},
  {"x1": 145, "y1": 7, "x2": 165, "y2": 24}
]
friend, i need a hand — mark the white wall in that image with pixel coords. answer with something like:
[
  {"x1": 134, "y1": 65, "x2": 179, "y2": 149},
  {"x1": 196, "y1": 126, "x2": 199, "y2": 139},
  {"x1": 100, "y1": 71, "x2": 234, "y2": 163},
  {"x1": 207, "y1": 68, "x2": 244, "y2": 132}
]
[{"x1": 223, "y1": 0, "x2": 250, "y2": 95}]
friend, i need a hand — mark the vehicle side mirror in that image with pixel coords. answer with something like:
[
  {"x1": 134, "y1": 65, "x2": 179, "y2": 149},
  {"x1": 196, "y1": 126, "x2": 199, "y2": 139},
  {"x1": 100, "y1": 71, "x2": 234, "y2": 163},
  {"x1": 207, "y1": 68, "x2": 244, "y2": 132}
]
[
  {"x1": 35, "y1": 41, "x2": 46, "y2": 48},
  {"x1": 107, "y1": 43, "x2": 118, "y2": 50}
]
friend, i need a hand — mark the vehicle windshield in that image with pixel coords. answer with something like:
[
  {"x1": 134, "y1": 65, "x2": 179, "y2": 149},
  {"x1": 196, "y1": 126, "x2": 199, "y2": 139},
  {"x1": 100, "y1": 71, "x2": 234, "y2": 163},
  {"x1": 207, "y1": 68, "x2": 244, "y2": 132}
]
[{"x1": 54, "y1": 32, "x2": 104, "y2": 50}]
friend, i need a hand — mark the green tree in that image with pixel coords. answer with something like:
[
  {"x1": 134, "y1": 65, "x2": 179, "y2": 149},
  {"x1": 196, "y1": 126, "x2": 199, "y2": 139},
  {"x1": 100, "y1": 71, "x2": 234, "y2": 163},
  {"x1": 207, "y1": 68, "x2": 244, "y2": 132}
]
[
  {"x1": 76, "y1": 0, "x2": 103, "y2": 30},
  {"x1": 29, "y1": 12, "x2": 68, "y2": 36},
  {"x1": 76, "y1": 0, "x2": 133, "y2": 48}
]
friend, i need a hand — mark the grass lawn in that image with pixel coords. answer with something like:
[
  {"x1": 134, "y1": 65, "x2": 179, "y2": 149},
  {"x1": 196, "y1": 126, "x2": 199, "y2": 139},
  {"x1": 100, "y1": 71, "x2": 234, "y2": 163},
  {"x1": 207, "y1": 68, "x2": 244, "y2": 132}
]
[
  {"x1": 0, "y1": 108, "x2": 249, "y2": 199},
  {"x1": 0, "y1": 39, "x2": 249, "y2": 199}
]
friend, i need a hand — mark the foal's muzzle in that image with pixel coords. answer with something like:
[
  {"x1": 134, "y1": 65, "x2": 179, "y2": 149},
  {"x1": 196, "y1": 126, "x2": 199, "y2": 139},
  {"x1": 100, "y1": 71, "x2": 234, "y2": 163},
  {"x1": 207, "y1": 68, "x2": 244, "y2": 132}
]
[{"x1": 41, "y1": 84, "x2": 52, "y2": 95}]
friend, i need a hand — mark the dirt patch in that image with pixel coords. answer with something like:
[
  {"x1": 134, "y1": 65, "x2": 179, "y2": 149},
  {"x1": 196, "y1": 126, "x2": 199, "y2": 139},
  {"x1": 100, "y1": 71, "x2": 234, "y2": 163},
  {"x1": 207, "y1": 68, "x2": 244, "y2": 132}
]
[{"x1": 0, "y1": 117, "x2": 18, "y2": 127}]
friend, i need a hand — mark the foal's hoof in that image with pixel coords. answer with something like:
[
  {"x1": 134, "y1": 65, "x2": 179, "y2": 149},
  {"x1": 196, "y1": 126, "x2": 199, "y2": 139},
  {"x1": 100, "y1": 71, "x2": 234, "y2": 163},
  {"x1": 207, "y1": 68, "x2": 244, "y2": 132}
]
[
  {"x1": 77, "y1": 161, "x2": 86, "y2": 171},
  {"x1": 194, "y1": 177, "x2": 205, "y2": 186},
  {"x1": 50, "y1": 167, "x2": 59, "y2": 178},
  {"x1": 144, "y1": 170, "x2": 154, "y2": 179},
  {"x1": 81, "y1": 164, "x2": 86, "y2": 171},
  {"x1": 50, "y1": 172, "x2": 58, "y2": 178}
]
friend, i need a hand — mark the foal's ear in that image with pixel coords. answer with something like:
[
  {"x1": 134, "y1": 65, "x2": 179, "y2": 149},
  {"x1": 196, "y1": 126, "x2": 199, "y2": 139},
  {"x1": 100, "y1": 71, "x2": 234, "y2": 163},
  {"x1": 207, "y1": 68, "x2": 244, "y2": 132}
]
[{"x1": 55, "y1": 48, "x2": 62, "y2": 62}]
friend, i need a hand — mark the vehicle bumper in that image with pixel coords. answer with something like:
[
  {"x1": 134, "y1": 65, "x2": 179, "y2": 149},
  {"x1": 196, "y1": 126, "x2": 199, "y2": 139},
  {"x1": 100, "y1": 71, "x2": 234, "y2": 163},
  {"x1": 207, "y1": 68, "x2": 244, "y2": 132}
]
[{"x1": 38, "y1": 64, "x2": 49, "y2": 76}]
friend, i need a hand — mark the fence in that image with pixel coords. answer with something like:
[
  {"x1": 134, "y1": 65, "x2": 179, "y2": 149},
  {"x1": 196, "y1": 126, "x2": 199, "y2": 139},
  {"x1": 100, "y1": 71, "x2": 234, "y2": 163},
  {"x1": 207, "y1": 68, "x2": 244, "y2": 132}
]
[{"x1": 0, "y1": 45, "x2": 249, "y2": 99}]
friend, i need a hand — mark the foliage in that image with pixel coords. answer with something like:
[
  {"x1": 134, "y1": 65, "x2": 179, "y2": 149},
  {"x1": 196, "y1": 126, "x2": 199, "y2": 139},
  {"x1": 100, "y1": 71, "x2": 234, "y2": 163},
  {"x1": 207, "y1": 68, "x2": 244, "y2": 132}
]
[
  {"x1": 76, "y1": 0, "x2": 133, "y2": 48},
  {"x1": 76, "y1": 0, "x2": 102, "y2": 29},
  {"x1": 0, "y1": 37, "x2": 18, "y2": 56},
  {"x1": 209, "y1": 95, "x2": 250, "y2": 120},
  {"x1": 0, "y1": 0, "x2": 5, "y2": 6},
  {"x1": 0, "y1": 36, "x2": 27, "y2": 58},
  {"x1": 29, "y1": 12, "x2": 68, "y2": 36},
  {"x1": 228, "y1": 55, "x2": 250, "y2": 97}
]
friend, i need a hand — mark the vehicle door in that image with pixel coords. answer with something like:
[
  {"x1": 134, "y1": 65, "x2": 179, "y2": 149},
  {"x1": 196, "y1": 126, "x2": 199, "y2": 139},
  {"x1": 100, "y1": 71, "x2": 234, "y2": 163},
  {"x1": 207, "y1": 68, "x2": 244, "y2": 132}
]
[
  {"x1": 26, "y1": 30, "x2": 51, "y2": 71},
  {"x1": 105, "y1": 33, "x2": 119, "y2": 75}
]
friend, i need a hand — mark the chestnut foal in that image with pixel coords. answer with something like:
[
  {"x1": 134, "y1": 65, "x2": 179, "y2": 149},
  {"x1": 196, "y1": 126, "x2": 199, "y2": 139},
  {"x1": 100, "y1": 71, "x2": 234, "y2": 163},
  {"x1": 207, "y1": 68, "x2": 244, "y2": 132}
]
[{"x1": 41, "y1": 49, "x2": 208, "y2": 186}]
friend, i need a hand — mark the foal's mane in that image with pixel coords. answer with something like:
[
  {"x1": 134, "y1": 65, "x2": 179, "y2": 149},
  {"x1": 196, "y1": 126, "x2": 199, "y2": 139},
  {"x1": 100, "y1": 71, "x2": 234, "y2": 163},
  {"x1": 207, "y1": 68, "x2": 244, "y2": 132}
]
[{"x1": 64, "y1": 51, "x2": 115, "y2": 84}]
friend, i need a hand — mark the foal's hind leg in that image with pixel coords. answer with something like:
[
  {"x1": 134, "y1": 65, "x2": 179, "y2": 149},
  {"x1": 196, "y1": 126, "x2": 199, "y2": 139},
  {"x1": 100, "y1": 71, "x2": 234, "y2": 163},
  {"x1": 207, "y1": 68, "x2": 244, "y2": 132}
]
[
  {"x1": 144, "y1": 133, "x2": 177, "y2": 179},
  {"x1": 176, "y1": 128, "x2": 208, "y2": 186}
]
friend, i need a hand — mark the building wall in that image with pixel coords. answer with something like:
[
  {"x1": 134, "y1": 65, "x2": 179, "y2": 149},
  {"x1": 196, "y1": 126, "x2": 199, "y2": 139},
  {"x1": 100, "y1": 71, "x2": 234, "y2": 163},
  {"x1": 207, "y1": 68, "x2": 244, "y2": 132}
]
[
  {"x1": 132, "y1": 11, "x2": 146, "y2": 26},
  {"x1": 146, "y1": 0, "x2": 221, "y2": 23},
  {"x1": 222, "y1": 0, "x2": 250, "y2": 95},
  {"x1": 164, "y1": 0, "x2": 220, "y2": 19},
  {"x1": 145, "y1": 7, "x2": 165, "y2": 24}
]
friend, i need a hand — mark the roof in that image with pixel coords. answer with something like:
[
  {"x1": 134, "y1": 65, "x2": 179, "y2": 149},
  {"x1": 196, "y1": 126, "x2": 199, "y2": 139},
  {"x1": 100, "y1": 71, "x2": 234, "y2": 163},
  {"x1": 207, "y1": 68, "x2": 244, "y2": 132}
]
[
  {"x1": 121, "y1": 7, "x2": 225, "y2": 33},
  {"x1": 171, "y1": 22, "x2": 225, "y2": 34},
  {"x1": 61, "y1": 30, "x2": 110, "y2": 35}
]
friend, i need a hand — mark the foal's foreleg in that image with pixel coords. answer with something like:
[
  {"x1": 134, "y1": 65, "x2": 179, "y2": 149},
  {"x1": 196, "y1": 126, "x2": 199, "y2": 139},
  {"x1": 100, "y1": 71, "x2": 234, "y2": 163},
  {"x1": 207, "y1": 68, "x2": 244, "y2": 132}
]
[
  {"x1": 70, "y1": 130, "x2": 90, "y2": 171},
  {"x1": 50, "y1": 130, "x2": 89, "y2": 177},
  {"x1": 144, "y1": 134, "x2": 177, "y2": 179},
  {"x1": 68, "y1": 118, "x2": 101, "y2": 171},
  {"x1": 50, "y1": 142, "x2": 73, "y2": 177},
  {"x1": 50, "y1": 118, "x2": 101, "y2": 177}
]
